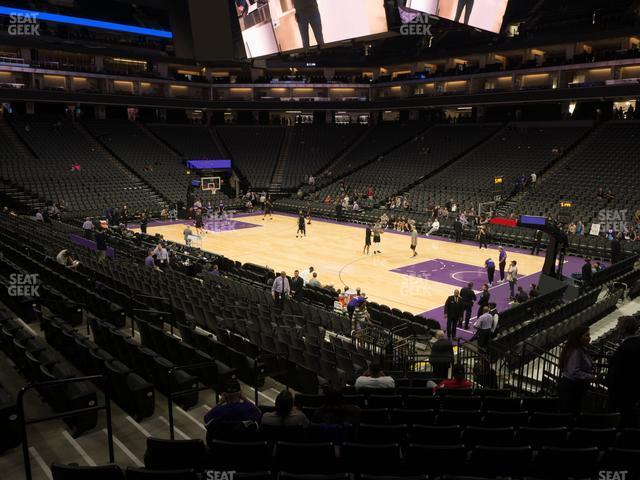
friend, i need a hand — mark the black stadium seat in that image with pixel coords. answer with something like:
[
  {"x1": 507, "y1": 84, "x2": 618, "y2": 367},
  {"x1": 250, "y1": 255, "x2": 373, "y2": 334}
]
[
  {"x1": 51, "y1": 463, "x2": 124, "y2": 480},
  {"x1": 125, "y1": 468, "x2": 197, "y2": 480},
  {"x1": 143, "y1": 438, "x2": 206, "y2": 472}
]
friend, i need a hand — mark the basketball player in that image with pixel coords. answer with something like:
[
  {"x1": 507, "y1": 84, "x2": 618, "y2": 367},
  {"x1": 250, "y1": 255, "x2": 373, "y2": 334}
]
[
  {"x1": 263, "y1": 196, "x2": 273, "y2": 220},
  {"x1": 296, "y1": 211, "x2": 306, "y2": 238},
  {"x1": 373, "y1": 223, "x2": 382, "y2": 254},
  {"x1": 363, "y1": 224, "x2": 372, "y2": 254},
  {"x1": 194, "y1": 208, "x2": 205, "y2": 236},
  {"x1": 410, "y1": 225, "x2": 418, "y2": 257}
]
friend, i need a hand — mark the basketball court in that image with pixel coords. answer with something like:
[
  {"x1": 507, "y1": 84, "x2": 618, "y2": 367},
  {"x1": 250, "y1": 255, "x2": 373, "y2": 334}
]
[{"x1": 133, "y1": 212, "x2": 585, "y2": 339}]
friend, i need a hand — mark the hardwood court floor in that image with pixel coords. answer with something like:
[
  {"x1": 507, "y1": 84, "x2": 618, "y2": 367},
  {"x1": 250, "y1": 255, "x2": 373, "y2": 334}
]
[{"x1": 140, "y1": 214, "x2": 546, "y2": 315}]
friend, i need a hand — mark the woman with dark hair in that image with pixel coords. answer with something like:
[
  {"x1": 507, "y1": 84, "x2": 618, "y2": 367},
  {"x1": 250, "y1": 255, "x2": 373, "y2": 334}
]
[
  {"x1": 261, "y1": 390, "x2": 309, "y2": 427},
  {"x1": 558, "y1": 326, "x2": 595, "y2": 413}
]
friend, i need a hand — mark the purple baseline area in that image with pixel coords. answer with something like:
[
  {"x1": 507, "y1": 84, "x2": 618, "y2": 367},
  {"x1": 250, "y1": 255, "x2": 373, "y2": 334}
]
[
  {"x1": 128, "y1": 218, "x2": 260, "y2": 233},
  {"x1": 392, "y1": 258, "x2": 487, "y2": 289}
]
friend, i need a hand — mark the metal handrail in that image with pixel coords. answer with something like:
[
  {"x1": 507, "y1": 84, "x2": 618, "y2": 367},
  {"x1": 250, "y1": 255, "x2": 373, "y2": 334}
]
[{"x1": 17, "y1": 375, "x2": 114, "y2": 480}]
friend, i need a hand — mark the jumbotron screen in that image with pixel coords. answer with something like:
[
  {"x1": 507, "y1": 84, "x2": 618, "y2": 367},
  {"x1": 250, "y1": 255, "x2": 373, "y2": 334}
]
[
  {"x1": 399, "y1": 0, "x2": 509, "y2": 34},
  {"x1": 235, "y1": 0, "x2": 391, "y2": 58}
]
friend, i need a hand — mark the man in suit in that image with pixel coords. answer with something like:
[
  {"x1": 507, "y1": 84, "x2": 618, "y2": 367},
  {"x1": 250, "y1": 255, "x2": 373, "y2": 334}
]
[
  {"x1": 453, "y1": 217, "x2": 463, "y2": 243},
  {"x1": 611, "y1": 233, "x2": 622, "y2": 264},
  {"x1": 293, "y1": 0, "x2": 324, "y2": 49},
  {"x1": 459, "y1": 282, "x2": 477, "y2": 330},
  {"x1": 430, "y1": 330, "x2": 454, "y2": 379},
  {"x1": 290, "y1": 270, "x2": 304, "y2": 299},
  {"x1": 606, "y1": 316, "x2": 640, "y2": 427},
  {"x1": 476, "y1": 283, "x2": 490, "y2": 319},
  {"x1": 444, "y1": 289, "x2": 464, "y2": 340}
]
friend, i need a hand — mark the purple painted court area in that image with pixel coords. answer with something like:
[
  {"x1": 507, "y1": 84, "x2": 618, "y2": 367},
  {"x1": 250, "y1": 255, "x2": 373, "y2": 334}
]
[
  {"x1": 392, "y1": 258, "x2": 487, "y2": 289},
  {"x1": 129, "y1": 218, "x2": 260, "y2": 234},
  {"x1": 395, "y1": 255, "x2": 586, "y2": 341}
]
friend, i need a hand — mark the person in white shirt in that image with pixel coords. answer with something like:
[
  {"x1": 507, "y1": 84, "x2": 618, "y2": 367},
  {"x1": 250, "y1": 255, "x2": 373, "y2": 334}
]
[
  {"x1": 35, "y1": 211, "x2": 44, "y2": 222},
  {"x1": 153, "y1": 243, "x2": 169, "y2": 265},
  {"x1": 426, "y1": 218, "x2": 440, "y2": 236},
  {"x1": 507, "y1": 260, "x2": 518, "y2": 300},
  {"x1": 82, "y1": 217, "x2": 94, "y2": 238},
  {"x1": 355, "y1": 363, "x2": 395, "y2": 391},
  {"x1": 474, "y1": 307, "x2": 494, "y2": 349},
  {"x1": 271, "y1": 271, "x2": 290, "y2": 309},
  {"x1": 300, "y1": 266, "x2": 314, "y2": 285}
]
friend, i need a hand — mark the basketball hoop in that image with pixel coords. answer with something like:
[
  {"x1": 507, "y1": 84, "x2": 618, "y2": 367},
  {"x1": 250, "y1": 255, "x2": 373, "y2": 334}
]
[{"x1": 201, "y1": 176, "x2": 221, "y2": 195}]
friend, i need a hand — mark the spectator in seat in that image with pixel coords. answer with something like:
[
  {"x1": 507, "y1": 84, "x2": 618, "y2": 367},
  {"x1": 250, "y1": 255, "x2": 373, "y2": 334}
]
[
  {"x1": 355, "y1": 363, "x2": 395, "y2": 391},
  {"x1": 208, "y1": 264, "x2": 220, "y2": 277},
  {"x1": 429, "y1": 330, "x2": 454, "y2": 379},
  {"x1": 313, "y1": 386, "x2": 361, "y2": 425},
  {"x1": 204, "y1": 380, "x2": 261, "y2": 428},
  {"x1": 183, "y1": 225, "x2": 193, "y2": 246},
  {"x1": 262, "y1": 390, "x2": 309, "y2": 428},
  {"x1": 515, "y1": 285, "x2": 528, "y2": 304},
  {"x1": 307, "y1": 272, "x2": 321, "y2": 288},
  {"x1": 529, "y1": 283, "x2": 540, "y2": 298},
  {"x1": 431, "y1": 364, "x2": 473, "y2": 391},
  {"x1": 56, "y1": 249, "x2": 79, "y2": 270},
  {"x1": 425, "y1": 218, "x2": 440, "y2": 236},
  {"x1": 558, "y1": 326, "x2": 595, "y2": 414},
  {"x1": 145, "y1": 249, "x2": 160, "y2": 271},
  {"x1": 607, "y1": 316, "x2": 640, "y2": 427}
]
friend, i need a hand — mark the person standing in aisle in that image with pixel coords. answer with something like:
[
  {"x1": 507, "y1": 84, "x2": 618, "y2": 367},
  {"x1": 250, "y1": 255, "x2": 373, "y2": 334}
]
[{"x1": 271, "y1": 271, "x2": 290, "y2": 309}]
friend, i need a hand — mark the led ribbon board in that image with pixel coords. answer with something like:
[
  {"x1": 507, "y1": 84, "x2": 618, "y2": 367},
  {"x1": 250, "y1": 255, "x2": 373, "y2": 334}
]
[{"x1": 0, "y1": 6, "x2": 173, "y2": 38}]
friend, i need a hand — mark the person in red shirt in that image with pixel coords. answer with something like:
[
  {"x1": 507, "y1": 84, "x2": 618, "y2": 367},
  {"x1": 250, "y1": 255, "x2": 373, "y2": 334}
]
[{"x1": 435, "y1": 363, "x2": 473, "y2": 391}]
